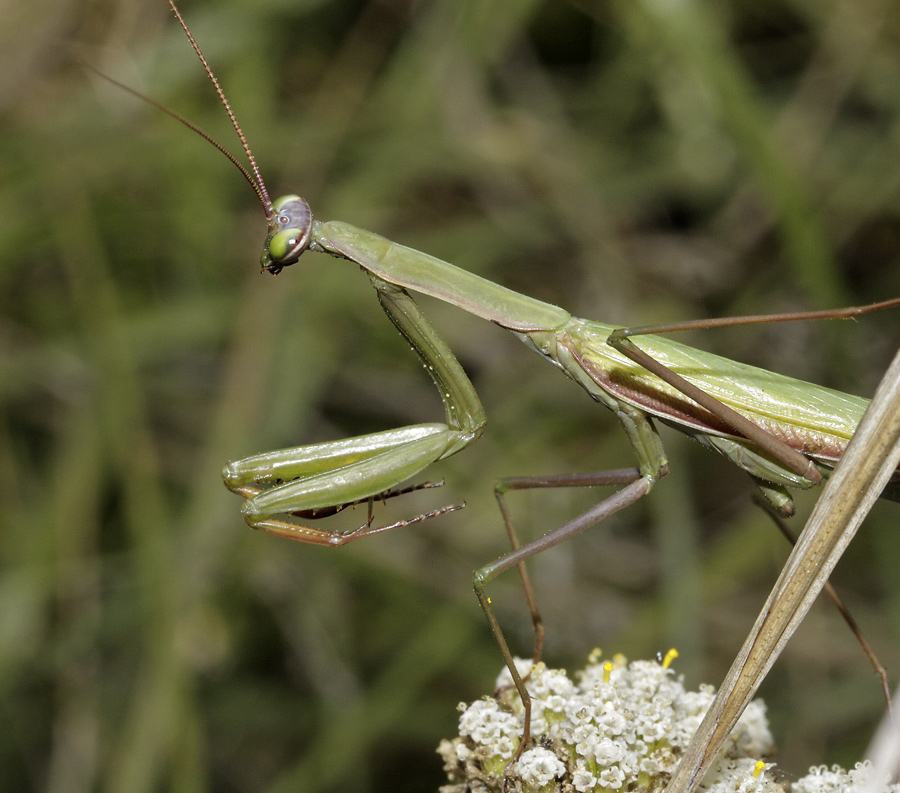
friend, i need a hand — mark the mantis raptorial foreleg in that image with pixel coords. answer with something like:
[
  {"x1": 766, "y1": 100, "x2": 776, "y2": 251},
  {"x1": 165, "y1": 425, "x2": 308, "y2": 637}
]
[{"x1": 223, "y1": 275, "x2": 485, "y2": 543}]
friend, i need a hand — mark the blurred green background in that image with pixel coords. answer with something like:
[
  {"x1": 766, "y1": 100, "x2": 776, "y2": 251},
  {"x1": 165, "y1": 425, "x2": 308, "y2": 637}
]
[{"x1": 4, "y1": 0, "x2": 900, "y2": 790}]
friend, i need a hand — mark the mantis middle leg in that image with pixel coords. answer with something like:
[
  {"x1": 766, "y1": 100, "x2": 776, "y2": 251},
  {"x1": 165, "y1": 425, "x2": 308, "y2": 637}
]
[{"x1": 473, "y1": 402, "x2": 669, "y2": 767}]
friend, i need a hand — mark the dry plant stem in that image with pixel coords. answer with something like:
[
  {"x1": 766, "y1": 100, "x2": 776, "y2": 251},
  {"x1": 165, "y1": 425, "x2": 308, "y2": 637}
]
[{"x1": 665, "y1": 344, "x2": 900, "y2": 793}]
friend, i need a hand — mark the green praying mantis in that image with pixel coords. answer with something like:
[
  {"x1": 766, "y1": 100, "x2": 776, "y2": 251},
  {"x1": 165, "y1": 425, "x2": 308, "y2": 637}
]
[{"x1": 129, "y1": 0, "x2": 900, "y2": 778}]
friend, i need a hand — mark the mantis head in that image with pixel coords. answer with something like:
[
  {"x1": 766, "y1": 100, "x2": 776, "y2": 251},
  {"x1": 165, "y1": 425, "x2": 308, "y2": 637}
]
[
  {"x1": 96, "y1": 4, "x2": 317, "y2": 277},
  {"x1": 261, "y1": 195, "x2": 313, "y2": 275},
  {"x1": 157, "y1": 2, "x2": 317, "y2": 277}
]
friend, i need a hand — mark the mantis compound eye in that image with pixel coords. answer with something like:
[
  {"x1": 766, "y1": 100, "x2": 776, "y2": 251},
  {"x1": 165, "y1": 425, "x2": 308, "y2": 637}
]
[
  {"x1": 261, "y1": 194, "x2": 313, "y2": 274},
  {"x1": 269, "y1": 227, "x2": 309, "y2": 261}
]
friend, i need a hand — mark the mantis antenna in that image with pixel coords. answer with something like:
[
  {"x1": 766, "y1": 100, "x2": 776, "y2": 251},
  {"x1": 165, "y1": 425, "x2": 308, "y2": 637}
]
[
  {"x1": 85, "y1": 0, "x2": 275, "y2": 218},
  {"x1": 159, "y1": 0, "x2": 314, "y2": 268},
  {"x1": 163, "y1": 0, "x2": 274, "y2": 217}
]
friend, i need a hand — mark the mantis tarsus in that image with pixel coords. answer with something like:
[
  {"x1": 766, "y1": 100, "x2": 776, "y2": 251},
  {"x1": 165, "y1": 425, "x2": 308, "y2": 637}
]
[{"x1": 139, "y1": 0, "x2": 900, "y2": 777}]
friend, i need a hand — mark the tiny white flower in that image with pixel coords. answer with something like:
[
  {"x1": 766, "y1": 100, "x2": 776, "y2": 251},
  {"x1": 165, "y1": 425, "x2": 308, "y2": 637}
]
[
  {"x1": 572, "y1": 767, "x2": 597, "y2": 792},
  {"x1": 593, "y1": 737, "x2": 625, "y2": 766},
  {"x1": 598, "y1": 765, "x2": 626, "y2": 789},
  {"x1": 516, "y1": 747, "x2": 566, "y2": 788}
]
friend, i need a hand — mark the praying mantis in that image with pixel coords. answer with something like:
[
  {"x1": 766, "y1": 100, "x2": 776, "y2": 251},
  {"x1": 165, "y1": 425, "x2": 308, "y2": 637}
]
[{"x1": 134, "y1": 0, "x2": 900, "y2": 779}]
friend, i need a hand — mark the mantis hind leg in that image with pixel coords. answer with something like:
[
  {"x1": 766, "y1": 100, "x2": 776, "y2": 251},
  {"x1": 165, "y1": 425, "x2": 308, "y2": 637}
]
[
  {"x1": 610, "y1": 318, "x2": 894, "y2": 707},
  {"x1": 752, "y1": 492, "x2": 892, "y2": 711}
]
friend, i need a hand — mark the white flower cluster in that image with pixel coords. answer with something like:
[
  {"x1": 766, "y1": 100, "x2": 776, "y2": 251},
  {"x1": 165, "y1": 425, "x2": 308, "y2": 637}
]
[
  {"x1": 438, "y1": 652, "x2": 897, "y2": 793},
  {"x1": 794, "y1": 763, "x2": 900, "y2": 793}
]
